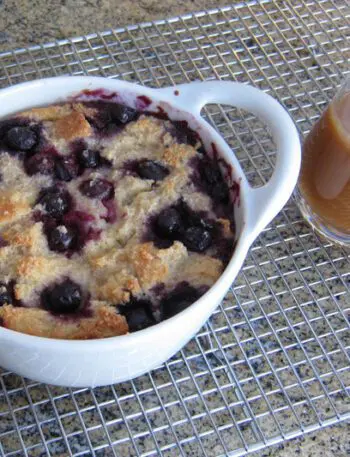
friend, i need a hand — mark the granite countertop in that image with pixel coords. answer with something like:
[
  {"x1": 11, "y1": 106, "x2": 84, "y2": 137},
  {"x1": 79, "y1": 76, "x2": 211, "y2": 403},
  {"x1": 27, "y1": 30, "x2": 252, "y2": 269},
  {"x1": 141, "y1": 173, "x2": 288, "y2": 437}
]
[
  {"x1": 0, "y1": 1, "x2": 349, "y2": 457},
  {"x1": 0, "y1": 0, "x2": 233, "y2": 52}
]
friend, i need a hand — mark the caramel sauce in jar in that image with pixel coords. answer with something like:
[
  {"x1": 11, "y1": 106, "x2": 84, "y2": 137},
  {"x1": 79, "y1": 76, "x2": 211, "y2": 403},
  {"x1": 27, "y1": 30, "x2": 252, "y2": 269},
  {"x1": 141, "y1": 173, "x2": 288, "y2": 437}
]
[{"x1": 299, "y1": 92, "x2": 350, "y2": 234}]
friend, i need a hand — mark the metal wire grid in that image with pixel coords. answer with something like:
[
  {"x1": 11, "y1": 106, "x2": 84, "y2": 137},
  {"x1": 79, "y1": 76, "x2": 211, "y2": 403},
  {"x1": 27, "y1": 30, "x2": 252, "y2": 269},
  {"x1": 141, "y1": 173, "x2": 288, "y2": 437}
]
[{"x1": 0, "y1": 0, "x2": 349, "y2": 456}]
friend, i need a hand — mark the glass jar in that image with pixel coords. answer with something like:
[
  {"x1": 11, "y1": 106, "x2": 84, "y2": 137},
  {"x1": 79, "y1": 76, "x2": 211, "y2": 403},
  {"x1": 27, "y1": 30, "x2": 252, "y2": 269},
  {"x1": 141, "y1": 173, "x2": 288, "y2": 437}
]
[{"x1": 296, "y1": 75, "x2": 350, "y2": 246}]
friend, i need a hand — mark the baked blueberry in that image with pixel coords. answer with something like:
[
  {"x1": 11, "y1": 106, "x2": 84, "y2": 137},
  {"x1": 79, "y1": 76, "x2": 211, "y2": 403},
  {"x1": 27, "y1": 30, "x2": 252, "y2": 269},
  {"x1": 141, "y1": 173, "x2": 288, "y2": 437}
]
[
  {"x1": 5, "y1": 126, "x2": 37, "y2": 151},
  {"x1": 79, "y1": 178, "x2": 114, "y2": 200},
  {"x1": 166, "y1": 120, "x2": 199, "y2": 146},
  {"x1": 155, "y1": 207, "x2": 182, "y2": 239},
  {"x1": 201, "y1": 163, "x2": 222, "y2": 185},
  {"x1": 0, "y1": 283, "x2": 13, "y2": 306},
  {"x1": 199, "y1": 160, "x2": 229, "y2": 203},
  {"x1": 38, "y1": 187, "x2": 71, "y2": 219},
  {"x1": 48, "y1": 225, "x2": 77, "y2": 252},
  {"x1": 55, "y1": 156, "x2": 80, "y2": 181},
  {"x1": 78, "y1": 148, "x2": 100, "y2": 169},
  {"x1": 0, "y1": 236, "x2": 8, "y2": 248},
  {"x1": 179, "y1": 201, "x2": 212, "y2": 230},
  {"x1": 160, "y1": 283, "x2": 199, "y2": 320},
  {"x1": 210, "y1": 182, "x2": 229, "y2": 203},
  {"x1": 42, "y1": 279, "x2": 82, "y2": 314},
  {"x1": 136, "y1": 160, "x2": 169, "y2": 181},
  {"x1": 111, "y1": 104, "x2": 137, "y2": 124},
  {"x1": 182, "y1": 226, "x2": 212, "y2": 252},
  {"x1": 24, "y1": 153, "x2": 56, "y2": 176},
  {"x1": 118, "y1": 299, "x2": 155, "y2": 331}
]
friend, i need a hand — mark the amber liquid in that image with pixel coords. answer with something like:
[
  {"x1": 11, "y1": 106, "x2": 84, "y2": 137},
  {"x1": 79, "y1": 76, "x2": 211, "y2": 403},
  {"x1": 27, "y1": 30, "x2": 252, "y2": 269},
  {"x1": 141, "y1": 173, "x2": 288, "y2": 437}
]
[{"x1": 299, "y1": 94, "x2": 350, "y2": 233}]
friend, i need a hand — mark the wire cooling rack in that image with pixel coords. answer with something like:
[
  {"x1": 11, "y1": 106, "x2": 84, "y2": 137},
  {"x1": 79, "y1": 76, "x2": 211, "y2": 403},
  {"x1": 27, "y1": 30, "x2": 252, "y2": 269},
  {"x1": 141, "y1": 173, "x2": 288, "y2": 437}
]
[{"x1": 0, "y1": 1, "x2": 349, "y2": 456}]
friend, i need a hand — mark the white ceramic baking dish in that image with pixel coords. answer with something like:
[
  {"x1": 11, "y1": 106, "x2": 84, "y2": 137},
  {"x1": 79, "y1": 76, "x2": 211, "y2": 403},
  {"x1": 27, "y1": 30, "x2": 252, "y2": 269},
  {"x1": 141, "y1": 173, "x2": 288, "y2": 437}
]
[{"x1": 0, "y1": 77, "x2": 300, "y2": 387}]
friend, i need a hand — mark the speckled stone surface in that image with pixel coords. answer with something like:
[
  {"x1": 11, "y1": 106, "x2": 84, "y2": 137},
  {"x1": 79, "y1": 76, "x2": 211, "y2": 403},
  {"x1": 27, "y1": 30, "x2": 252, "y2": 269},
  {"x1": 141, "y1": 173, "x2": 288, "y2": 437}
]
[
  {"x1": 0, "y1": 0, "x2": 232, "y2": 52},
  {"x1": 0, "y1": 1, "x2": 349, "y2": 456},
  {"x1": 256, "y1": 424, "x2": 349, "y2": 457}
]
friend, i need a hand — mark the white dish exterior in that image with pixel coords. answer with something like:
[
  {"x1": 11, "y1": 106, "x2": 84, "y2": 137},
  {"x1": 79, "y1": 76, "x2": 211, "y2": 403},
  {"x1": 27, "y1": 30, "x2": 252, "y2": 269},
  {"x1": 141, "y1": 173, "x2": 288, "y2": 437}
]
[{"x1": 0, "y1": 77, "x2": 300, "y2": 387}]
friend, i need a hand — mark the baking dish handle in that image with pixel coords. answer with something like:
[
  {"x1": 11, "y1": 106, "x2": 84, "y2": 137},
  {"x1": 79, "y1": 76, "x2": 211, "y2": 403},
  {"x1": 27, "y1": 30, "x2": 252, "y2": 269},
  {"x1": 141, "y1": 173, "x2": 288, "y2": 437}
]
[{"x1": 158, "y1": 81, "x2": 301, "y2": 242}]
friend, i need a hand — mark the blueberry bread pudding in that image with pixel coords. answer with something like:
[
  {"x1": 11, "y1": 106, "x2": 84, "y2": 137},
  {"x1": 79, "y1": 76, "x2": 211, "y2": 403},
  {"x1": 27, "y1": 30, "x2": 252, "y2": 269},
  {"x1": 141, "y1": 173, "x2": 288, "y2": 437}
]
[{"x1": 0, "y1": 99, "x2": 236, "y2": 339}]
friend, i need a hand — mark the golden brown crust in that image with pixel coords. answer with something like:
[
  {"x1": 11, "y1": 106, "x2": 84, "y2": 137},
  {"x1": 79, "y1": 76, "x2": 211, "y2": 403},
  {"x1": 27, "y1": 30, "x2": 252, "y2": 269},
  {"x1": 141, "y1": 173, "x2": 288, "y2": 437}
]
[
  {"x1": 101, "y1": 116, "x2": 172, "y2": 165},
  {"x1": 94, "y1": 270, "x2": 141, "y2": 304},
  {"x1": 129, "y1": 243, "x2": 168, "y2": 288},
  {"x1": 88, "y1": 246, "x2": 142, "y2": 303},
  {"x1": 128, "y1": 242, "x2": 188, "y2": 289},
  {"x1": 0, "y1": 304, "x2": 128, "y2": 339},
  {"x1": 2, "y1": 220, "x2": 47, "y2": 253},
  {"x1": 218, "y1": 218, "x2": 233, "y2": 238},
  {"x1": 19, "y1": 103, "x2": 97, "y2": 122},
  {"x1": 20, "y1": 105, "x2": 74, "y2": 121},
  {"x1": 53, "y1": 111, "x2": 92, "y2": 140},
  {"x1": 176, "y1": 254, "x2": 223, "y2": 287},
  {"x1": 0, "y1": 192, "x2": 31, "y2": 225},
  {"x1": 163, "y1": 143, "x2": 197, "y2": 167}
]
